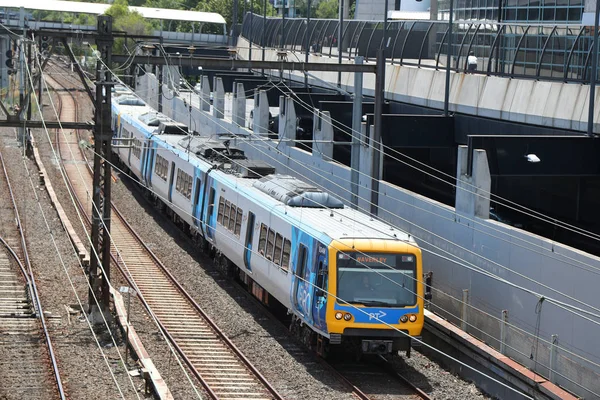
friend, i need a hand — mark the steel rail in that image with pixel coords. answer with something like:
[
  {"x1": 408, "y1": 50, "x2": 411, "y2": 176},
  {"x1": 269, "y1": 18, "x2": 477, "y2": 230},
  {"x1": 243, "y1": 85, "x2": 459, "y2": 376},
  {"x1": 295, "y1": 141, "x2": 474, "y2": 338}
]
[
  {"x1": 0, "y1": 150, "x2": 66, "y2": 400},
  {"x1": 377, "y1": 355, "x2": 433, "y2": 400},
  {"x1": 47, "y1": 64, "x2": 283, "y2": 400}
]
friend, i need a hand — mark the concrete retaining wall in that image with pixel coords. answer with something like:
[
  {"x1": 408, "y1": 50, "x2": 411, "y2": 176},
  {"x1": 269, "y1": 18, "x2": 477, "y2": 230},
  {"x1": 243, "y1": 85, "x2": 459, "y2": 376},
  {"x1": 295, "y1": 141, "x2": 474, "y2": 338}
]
[{"x1": 135, "y1": 70, "x2": 600, "y2": 399}]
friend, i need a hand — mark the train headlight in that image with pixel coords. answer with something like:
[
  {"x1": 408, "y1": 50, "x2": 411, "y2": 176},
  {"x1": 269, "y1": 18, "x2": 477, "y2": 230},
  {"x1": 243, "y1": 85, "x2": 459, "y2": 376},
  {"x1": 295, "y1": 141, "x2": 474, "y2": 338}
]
[
  {"x1": 409, "y1": 314, "x2": 417, "y2": 322},
  {"x1": 335, "y1": 312, "x2": 343, "y2": 320},
  {"x1": 400, "y1": 315, "x2": 409, "y2": 323},
  {"x1": 343, "y1": 313, "x2": 353, "y2": 321}
]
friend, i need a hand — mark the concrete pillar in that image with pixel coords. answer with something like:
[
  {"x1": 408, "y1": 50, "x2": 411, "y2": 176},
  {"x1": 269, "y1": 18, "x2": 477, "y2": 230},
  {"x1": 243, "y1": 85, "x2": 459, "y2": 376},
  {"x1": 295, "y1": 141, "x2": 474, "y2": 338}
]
[
  {"x1": 213, "y1": 77, "x2": 225, "y2": 119},
  {"x1": 253, "y1": 89, "x2": 269, "y2": 135},
  {"x1": 232, "y1": 82, "x2": 246, "y2": 127},
  {"x1": 279, "y1": 96, "x2": 297, "y2": 146},
  {"x1": 456, "y1": 145, "x2": 491, "y2": 219},
  {"x1": 313, "y1": 111, "x2": 334, "y2": 160},
  {"x1": 201, "y1": 75, "x2": 210, "y2": 112},
  {"x1": 357, "y1": 123, "x2": 374, "y2": 212}
]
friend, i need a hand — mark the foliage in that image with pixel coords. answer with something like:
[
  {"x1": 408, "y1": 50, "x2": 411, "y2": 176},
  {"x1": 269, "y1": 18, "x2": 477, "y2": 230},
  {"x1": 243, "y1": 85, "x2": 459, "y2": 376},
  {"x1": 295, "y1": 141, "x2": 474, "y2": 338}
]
[
  {"x1": 315, "y1": 0, "x2": 338, "y2": 18},
  {"x1": 105, "y1": 0, "x2": 153, "y2": 53}
]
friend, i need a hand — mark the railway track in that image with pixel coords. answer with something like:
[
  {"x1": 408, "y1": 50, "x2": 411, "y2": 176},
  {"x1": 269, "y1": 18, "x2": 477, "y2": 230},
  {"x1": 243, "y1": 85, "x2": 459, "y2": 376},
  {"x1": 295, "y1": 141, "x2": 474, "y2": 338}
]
[
  {"x1": 46, "y1": 65, "x2": 282, "y2": 399},
  {"x1": 0, "y1": 149, "x2": 65, "y2": 399}
]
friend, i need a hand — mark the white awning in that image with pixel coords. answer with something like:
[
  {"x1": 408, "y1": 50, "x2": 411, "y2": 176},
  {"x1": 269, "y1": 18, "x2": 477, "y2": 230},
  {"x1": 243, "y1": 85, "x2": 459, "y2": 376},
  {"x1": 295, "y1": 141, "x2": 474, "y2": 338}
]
[{"x1": 0, "y1": 0, "x2": 226, "y2": 25}]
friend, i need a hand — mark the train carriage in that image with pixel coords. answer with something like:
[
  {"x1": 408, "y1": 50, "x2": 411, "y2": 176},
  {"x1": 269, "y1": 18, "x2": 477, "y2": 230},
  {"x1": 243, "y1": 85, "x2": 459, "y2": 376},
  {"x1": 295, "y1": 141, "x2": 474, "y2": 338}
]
[{"x1": 111, "y1": 88, "x2": 424, "y2": 357}]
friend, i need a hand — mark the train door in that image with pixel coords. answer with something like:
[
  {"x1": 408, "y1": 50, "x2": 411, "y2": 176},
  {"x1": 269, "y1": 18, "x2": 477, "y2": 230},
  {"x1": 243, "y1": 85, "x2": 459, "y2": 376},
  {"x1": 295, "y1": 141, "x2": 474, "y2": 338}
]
[
  {"x1": 140, "y1": 141, "x2": 148, "y2": 181},
  {"x1": 203, "y1": 185, "x2": 216, "y2": 240},
  {"x1": 312, "y1": 246, "x2": 328, "y2": 332},
  {"x1": 293, "y1": 244, "x2": 309, "y2": 317},
  {"x1": 191, "y1": 176, "x2": 202, "y2": 229},
  {"x1": 126, "y1": 131, "x2": 132, "y2": 166},
  {"x1": 168, "y1": 162, "x2": 176, "y2": 203},
  {"x1": 144, "y1": 145, "x2": 155, "y2": 187},
  {"x1": 243, "y1": 212, "x2": 255, "y2": 271}
]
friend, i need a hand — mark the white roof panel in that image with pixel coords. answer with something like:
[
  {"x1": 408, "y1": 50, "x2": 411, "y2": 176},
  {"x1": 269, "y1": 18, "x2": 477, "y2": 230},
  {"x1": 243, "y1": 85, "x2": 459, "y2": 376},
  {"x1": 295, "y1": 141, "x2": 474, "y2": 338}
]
[{"x1": 0, "y1": 0, "x2": 226, "y2": 25}]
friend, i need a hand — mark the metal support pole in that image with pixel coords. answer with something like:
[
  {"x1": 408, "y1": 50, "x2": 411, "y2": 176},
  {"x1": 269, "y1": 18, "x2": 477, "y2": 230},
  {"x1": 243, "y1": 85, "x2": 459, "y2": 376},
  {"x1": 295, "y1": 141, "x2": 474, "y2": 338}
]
[
  {"x1": 549, "y1": 334, "x2": 558, "y2": 383},
  {"x1": 383, "y1": 0, "x2": 389, "y2": 54},
  {"x1": 249, "y1": 0, "x2": 254, "y2": 60},
  {"x1": 157, "y1": 50, "x2": 163, "y2": 113},
  {"x1": 88, "y1": 15, "x2": 114, "y2": 319},
  {"x1": 262, "y1": 0, "x2": 266, "y2": 61},
  {"x1": 500, "y1": 309, "x2": 508, "y2": 354},
  {"x1": 351, "y1": 56, "x2": 363, "y2": 208},
  {"x1": 280, "y1": 1, "x2": 285, "y2": 49},
  {"x1": 460, "y1": 289, "x2": 469, "y2": 331},
  {"x1": 444, "y1": 0, "x2": 454, "y2": 116},
  {"x1": 304, "y1": 0, "x2": 311, "y2": 87},
  {"x1": 588, "y1": 0, "x2": 600, "y2": 136},
  {"x1": 233, "y1": 0, "x2": 239, "y2": 41},
  {"x1": 370, "y1": 50, "x2": 385, "y2": 216},
  {"x1": 26, "y1": 41, "x2": 32, "y2": 122},
  {"x1": 337, "y1": 0, "x2": 344, "y2": 87}
]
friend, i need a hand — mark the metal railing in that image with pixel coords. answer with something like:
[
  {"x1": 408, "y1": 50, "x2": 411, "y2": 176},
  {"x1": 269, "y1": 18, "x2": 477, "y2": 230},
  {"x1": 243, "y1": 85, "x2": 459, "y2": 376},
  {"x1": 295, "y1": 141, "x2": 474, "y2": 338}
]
[{"x1": 241, "y1": 14, "x2": 595, "y2": 83}]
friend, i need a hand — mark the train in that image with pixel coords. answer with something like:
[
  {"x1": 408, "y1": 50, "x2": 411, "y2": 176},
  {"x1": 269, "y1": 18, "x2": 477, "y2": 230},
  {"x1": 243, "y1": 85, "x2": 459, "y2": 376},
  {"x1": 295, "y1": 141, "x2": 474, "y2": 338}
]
[{"x1": 110, "y1": 86, "x2": 424, "y2": 357}]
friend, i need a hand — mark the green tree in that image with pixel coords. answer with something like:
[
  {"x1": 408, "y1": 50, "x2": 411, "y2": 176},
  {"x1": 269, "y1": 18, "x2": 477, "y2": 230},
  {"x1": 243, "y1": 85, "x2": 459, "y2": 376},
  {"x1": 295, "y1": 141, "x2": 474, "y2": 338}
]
[
  {"x1": 105, "y1": 0, "x2": 153, "y2": 53},
  {"x1": 315, "y1": 0, "x2": 338, "y2": 18}
]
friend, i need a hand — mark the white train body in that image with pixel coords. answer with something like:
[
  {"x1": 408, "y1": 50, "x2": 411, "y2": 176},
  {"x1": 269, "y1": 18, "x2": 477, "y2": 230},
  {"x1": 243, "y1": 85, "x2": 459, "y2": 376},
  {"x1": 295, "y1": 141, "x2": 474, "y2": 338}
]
[{"x1": 111, "y1": 87, "x2": 424, "y2": 355}]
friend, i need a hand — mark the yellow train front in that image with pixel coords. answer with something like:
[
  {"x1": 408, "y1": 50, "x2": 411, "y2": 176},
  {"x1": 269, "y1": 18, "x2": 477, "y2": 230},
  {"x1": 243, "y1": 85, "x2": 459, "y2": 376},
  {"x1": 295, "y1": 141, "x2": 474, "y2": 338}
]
[{"x1": 325, "y1": 238, "x2": 424, "y2": 356}]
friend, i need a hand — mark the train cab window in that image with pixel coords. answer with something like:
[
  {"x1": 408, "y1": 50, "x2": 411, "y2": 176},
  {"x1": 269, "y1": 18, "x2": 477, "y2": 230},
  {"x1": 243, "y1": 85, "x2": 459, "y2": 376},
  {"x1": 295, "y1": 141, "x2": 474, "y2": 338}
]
[
  {"x1": 281, "y1": 239, "x2": 291, "y2": 271},
  {"x1": 223, "y1": 201, "x2": 231, "y2": 227},
  {"x1": 234, "y1": 208, "x2": 243, "y2": 235},
  {"x1": 228, "y1": 205, "x2": 237, "y2": 231},
  {"x1": 258, "y1": 224, "x2": 268, "y2": 254},
  {"x1": 266, "y1": 229, "x2": 275, "y2": 260},
  {"x1": 274, "y1": 234, "x2": 283, "y2": 266},
  {"x1": 217, "y1": 197, "x2": 225, "y2": 224}
]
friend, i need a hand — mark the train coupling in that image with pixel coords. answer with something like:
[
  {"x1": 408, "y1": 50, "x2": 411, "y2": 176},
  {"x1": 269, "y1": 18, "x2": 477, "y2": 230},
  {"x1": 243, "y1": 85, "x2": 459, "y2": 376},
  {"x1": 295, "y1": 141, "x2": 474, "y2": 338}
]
[{"x1": 361, "y1": 339, "x2": 393, "y2": 354}]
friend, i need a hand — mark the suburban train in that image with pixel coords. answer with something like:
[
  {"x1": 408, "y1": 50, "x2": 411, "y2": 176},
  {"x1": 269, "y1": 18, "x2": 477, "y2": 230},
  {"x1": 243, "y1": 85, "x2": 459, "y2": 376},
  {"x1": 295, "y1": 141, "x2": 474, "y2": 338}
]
[{"x1": 110, "y1": 86, "x2": 424, "y2": 357}]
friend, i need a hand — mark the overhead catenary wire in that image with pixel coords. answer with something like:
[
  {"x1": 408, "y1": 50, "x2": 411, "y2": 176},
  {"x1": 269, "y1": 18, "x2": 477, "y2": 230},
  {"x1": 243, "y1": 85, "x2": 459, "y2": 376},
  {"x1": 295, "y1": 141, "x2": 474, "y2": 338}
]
[
  {"x1": 28, "y1": 46, "x2": 204, "y2": 399},
  {"x1": 98, "y1": 69, "x2": 600, "y2": 394},
  {"x1": 130, "y1": 59, "x2": 600, "y2": 328},
  {"x1": 95, "y1": 56, "x2": 600, "y2": 394},
  {"x1": 274, "y1": 78, "x2": 600, "y2": 244},
  {"x1": 171, "y1": 76, "x2": 600, "y2": 321}
]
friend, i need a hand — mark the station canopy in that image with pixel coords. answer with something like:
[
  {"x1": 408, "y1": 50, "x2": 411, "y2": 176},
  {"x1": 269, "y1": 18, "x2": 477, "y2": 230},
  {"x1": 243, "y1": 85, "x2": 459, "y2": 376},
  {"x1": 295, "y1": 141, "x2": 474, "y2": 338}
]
[{"x1": 0, "y1": 0, "x2": 226, "y2": 25}]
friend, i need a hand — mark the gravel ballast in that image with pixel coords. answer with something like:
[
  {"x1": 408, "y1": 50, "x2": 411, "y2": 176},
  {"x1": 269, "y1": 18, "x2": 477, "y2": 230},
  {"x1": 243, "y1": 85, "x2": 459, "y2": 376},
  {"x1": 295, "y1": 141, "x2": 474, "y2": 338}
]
[{"x1": 2, "y1": 66, "x2": 492, "y2": 400}]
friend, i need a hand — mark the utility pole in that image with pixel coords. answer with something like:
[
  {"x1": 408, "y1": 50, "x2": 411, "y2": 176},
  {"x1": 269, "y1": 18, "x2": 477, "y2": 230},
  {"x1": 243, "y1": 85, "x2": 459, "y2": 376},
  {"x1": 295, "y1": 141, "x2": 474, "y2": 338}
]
[
  {"x1": 370, "y1": 50, "x2": 385, "y2": 216},
  {"x1": 351, "y1": 56, "x2": 363, "y2": 209},
  {"x1": 88, "y1": 15, "x2": 114, "y2": 321}
]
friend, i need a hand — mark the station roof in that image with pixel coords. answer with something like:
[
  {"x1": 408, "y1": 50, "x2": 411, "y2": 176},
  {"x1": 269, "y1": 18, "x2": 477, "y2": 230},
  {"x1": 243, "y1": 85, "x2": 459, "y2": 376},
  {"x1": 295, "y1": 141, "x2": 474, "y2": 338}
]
[{"x1": 0, "y1": 0, "x2": 226, "y2": 25}]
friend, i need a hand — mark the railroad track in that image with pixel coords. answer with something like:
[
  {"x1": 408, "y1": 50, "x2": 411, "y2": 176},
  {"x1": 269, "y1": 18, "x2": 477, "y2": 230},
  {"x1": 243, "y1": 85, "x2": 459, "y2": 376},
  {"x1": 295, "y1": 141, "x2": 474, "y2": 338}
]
[
  {"x1": 46, "y1": 65, "x2": 282, "y2": 399},
  {"x1": 0, "y1": 149, "x2": 65, "y2": 400}
]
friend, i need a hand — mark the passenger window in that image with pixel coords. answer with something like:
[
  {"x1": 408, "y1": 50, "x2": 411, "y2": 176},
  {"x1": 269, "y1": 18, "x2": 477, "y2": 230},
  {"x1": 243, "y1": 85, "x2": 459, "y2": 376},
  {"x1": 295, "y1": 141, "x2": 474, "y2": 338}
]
[
  {"x1": 266, "y1": 229, "x2": 275, "y2": 260},
  {"x1": 234, "y1": 208, "x2": 243, "y2": 235},
  {"x1": 217, "y1": 197, "x2": 224, "y2": 224},
  {"x1": 258, "y1": 224, "x2": 268, "y2": 255},
  {"x1": 281, "y1": 239, "x2": 291, "y2": 271},
  {"x1": 223, "y1": 201, "x2": 231, "y2": 227},
  {"x1": 228, "y1": 205, "x2": 236, "y2": 231},
  {"x1": 274, "y1": 234, "x2": 283, "y2": 265}
]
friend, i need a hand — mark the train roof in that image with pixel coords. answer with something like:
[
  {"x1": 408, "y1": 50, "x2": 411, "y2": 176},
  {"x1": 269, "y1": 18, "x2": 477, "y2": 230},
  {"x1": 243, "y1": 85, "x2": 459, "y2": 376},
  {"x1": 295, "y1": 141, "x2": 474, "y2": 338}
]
[{"x1": 113, "y1": 92, "x2": 414, "y2": 245}]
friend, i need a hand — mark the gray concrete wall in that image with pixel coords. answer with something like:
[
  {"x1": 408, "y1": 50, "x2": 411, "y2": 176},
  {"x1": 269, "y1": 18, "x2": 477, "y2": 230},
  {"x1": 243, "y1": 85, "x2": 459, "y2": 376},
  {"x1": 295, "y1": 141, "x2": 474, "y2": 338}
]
[
  {"x1": 237, "y1": 37, "x2": 598, "y2": 135},
  {"x1": 135, "y1": 68, "x2": 600, "y2": 399}
]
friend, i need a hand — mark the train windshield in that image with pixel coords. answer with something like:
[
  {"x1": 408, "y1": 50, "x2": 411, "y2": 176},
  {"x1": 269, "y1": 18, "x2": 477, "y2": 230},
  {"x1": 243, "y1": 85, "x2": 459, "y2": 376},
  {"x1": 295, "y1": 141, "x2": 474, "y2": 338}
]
[{"x1": 336, "y1": 252, "x2": 416, "y2": 307}]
